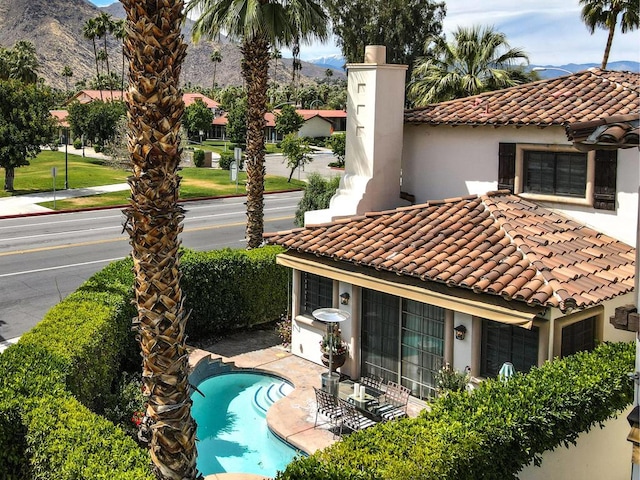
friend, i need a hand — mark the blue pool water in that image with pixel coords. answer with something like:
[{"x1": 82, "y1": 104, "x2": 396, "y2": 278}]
[{"x1": 191, "y1": 372, "x2": 299, "y2": 477}]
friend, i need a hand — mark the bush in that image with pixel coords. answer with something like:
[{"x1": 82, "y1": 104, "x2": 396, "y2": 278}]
[
  {"x1": 73, "y1": 138, "x2": 82, "y2": 149},
  {"x1": 93, "y1": 144, "x2": 103, "y2": 153},
  {"x1": 193, "y1": 149, "x2": 205, "y2": 167},
  {"x1": 278, "y1": 342, "x2": 634, "y2": 480},
  {"x1": 219, "y1": 151, "x2": 244, "y2": 170},
  {"x1": 181, "y1": 246, "x2": 288, "y2": 338},
  {"x1": 294, "y1": 173, "x2": 340, "y2": 226}
]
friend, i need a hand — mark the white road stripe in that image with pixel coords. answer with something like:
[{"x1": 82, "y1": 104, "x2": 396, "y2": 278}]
[{"x1": 0, "y1": 257, "x2": 123, "y2": 278}]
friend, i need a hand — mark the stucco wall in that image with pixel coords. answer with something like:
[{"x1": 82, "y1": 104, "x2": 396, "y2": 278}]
[
  {"x1": 401, "y1": 124, "x2": 638, "y2": 246},
  {"x1": 299, "y1": 116, "x2": 332, "y2": 138}
]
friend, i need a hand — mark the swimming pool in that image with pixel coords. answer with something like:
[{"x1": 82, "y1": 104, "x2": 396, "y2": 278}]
[{"x1": 191, "y1": 371, "x2": 300, "y2": 477}]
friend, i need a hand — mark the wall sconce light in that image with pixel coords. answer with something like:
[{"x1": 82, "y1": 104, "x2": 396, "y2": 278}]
[
  {"x1": 339, "y1": 292, "x2": 350, "y2": 305},
  {"x1": 454, "y1": 325, "x2": 467, "y2": 341}
]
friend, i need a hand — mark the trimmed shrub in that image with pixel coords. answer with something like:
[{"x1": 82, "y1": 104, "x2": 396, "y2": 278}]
[
  {"x1": 219, "y1": 151, "x2": 244, "y2": 170},
  {"x1": 181, "y1": 246, "x2": 288, "y2": 338},
  {"x1": 277, "y1": 342, "x2": 634, "y2": 480},
  {"x1": 73, "y1": 138, "x2": 82, "y2": 149},
  {"x1": 193, "y1": 148, "x2": 205, "y2": 167}
]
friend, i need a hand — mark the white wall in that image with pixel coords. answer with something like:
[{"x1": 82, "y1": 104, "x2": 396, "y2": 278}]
[
  {"x1": 299, "y1": 116, "x2": 332, "y2": 138},
  {"x1": 452, "y1": 312, "x2": 473, "y2": 373},
  {"x1": 402, "y1": 124, "x2": 638, "y2": 246},
  {"x1": 519, "y1": 406, "x2": 633, "y2": 480}
]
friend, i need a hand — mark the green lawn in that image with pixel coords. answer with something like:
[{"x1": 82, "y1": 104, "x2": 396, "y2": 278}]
[
  {"x1": 192, "y1": 140, "x2": 281, "y2": 155},
  {"x1": 9, "y1": 150, "x2": 305, "y2": 211}
]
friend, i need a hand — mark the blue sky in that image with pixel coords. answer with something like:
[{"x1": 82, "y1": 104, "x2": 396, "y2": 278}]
[{"x1": 91, "y1": 0, "x2": 639, "y2": 65}]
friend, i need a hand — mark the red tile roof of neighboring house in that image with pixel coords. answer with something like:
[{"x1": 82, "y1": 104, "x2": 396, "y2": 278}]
[
  {"x1": 182, "y1": 93, "x2": 219, "y2": 109},
  {"x1": 50, "y1": 109, "x2": 69, "y2": 127},
  {"x1": 264, "y1": 192, "x2": 635, "y2": 312},
  {"x1": 565, "y1": 113, "x2": 640, "y2": 150},
  {"x1": 68, "y1": 90, "x2": 126, "y2": 103},
  {"x1": 404, "y1": 68, "x2": 640, "y2": 127}
]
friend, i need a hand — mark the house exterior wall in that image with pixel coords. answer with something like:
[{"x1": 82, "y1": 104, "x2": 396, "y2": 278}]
[
  {"x1": 402, "y1": 124, "x2": 638, "y2": 246},
  {"x1": 519, "y1": 406, "x2": 633, "y2": 480},
  {"x1": 298, "y1": 117, "x2": 332, "y2": 138}
]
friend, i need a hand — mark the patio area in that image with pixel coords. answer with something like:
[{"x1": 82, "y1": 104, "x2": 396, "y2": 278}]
[{"x1": 188, "y1": 328, "x2": 425, "y2": 480}]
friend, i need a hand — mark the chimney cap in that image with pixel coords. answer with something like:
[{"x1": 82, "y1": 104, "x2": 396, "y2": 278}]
[{"x1": 364, "y1": 45, "x2": 386, "y2": 64}]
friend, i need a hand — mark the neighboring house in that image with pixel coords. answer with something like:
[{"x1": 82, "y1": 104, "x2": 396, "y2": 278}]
[
  {"x1": 211, "y1": 109, "x2": 347, "y2": 142},
  {"x1": 263, "y1": 46, "x2": 637, "y2": 403},
  {"x1": 66, "y1": 89, "x2": 126, "y2": 103},
  {"x1": 50, "y1": 109, "x2": 70, "y2": 144}
]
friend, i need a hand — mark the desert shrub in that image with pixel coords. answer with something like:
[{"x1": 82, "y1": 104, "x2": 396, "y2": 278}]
[
  {"x1": 294, "y1": 173, "x2": 340, "y2": 226},
  {"x1": 193, "y1": 148, "x2": 205, "y2": 167},
  {"x1": 73, "y1": 138, "x2": 82, "y2": 149}
]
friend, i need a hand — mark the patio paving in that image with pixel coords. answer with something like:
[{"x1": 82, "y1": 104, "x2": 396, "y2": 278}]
[{"x1": 189, "y1": 327, "x2": 426, "y2": 480}]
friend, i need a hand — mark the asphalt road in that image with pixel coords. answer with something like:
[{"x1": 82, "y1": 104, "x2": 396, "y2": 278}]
[{"x1": 0, "y1": 191, "x2": 303, "y2": 345}]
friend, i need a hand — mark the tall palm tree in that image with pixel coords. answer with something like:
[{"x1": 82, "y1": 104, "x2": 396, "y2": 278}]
[
  {"x1": 113, "y1": 19, "x2": 127, "y2": 96},
  {"x1": 61, "y1": 65, "x2": 73, "y2": 92},
  {"x1": 210, "y1": 49, "x2": 222, "y2": 89},
  {"x1": 188, "y1": 0, "x2": 328, "y2": 249},
  {"x1": 95, "y1": 12, "x2": 115, "y2": 99},
  {"x1": 7, "y1": 41, "x2": 39, "y2": 84},
  {"x1": 82, "y1": 18, "x2": 102, "y2": 100},
  {"x1": 120, "y1": 1, "x2": 197, "y2": 479},
  {"x1": 408, "y1": 25, "x2": 529, "y2": 106},
  {"x1": 271, "y1": 47, "x2": 282, "y2": 85},
  {"x1": 579, "y1": 0, "x2": 639, "y2": 69}
]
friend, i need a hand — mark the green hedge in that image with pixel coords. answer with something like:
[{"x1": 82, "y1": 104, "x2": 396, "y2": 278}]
[
  {"x1": 181, "y1": 246, "x2": 288, "y2": 338},
  {"x1": 0, "y1": 246, "x2": 286, "y2": 478},
  {"x1": 277, "y1": 341, "x2": 634, "y2": 480}
]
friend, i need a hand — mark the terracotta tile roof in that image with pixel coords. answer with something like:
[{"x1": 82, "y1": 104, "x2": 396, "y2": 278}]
[
  {"x1": 264, "y1": 192, "x2": 635, "y2": 312},
  {"x1": 50, "y1": 109, "x2": 69, "y2": 127},
  {"x1": 182, "y1": 93, "x2": 219, "y2": 109},
  {"x1": 404, "y1": 68, "x2": 640, "y2": 127},
  {"x1": 565, "y1": 113, "x2": 639, "y2": 150}
]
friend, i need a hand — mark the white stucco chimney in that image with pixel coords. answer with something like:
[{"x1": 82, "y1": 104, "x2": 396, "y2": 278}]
[{"x1": 305, "y1": 45, "x2": 408, "y2": 225}]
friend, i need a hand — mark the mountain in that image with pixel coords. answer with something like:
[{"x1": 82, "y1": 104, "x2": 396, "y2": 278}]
[
  {"x1": 0, "y1": 0, "x2": 344, "y2": 90},
  {"x1": 529, "y1": 61, "x2": 640, "y2": 78},
  {"x1": 308, "y1": 54, "x2": 346, "y2": 72}
]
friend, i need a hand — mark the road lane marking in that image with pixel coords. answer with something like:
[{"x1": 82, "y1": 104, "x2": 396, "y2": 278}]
[
  {"x1": 0, "y1": 258, "x2": 123, "y2": 278},
  {"x1": 0, "y1": 215, "x2": 293, "y2": 257}
]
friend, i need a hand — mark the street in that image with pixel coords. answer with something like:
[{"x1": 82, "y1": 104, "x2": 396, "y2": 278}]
[{"x1": 0, "y1": 191, "x2": 303, "y2": 344}]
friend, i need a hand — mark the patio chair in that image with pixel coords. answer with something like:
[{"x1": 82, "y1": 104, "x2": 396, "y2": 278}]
[
  {"x1": 338, "y1": 398, "x2": 377, "y2": 436},
  {"x1": 375, "y1": 381, "x2": 410, "y2": 421},
  {"x1": 359, "y1": 374, "x2": 384, "y2": 396},
  {"x1": 313, "y1": 387, "x2": 343, "y2": 433}
]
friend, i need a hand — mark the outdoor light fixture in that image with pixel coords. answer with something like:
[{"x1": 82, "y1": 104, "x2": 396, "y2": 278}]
[
  {"x1": 340, "y1": 292, "x2": 350, "y2": 305},
  {"x1": 454, "y1": 325, "x2": 467, "y2": 340}
]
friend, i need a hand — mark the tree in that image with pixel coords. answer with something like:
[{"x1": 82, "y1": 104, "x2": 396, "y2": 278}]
[
  {"x1": 83, "y1": 18, "x2": 102, "y2": 100},
  {"x1": 226, "y1": 96, "x2": 247, "y2": 145},
  {"x1": 579, "y1": 0, "x2": 639, "y2": 69},
  {"x1": 275, "y1": 104, "x2": 304, "y2": 136},
  {"x1": 294, "y1": 172, "x2": 340, "y2": 226},
  {"x1": 210, "y1": 49, "x2": 222, "y2": 89},
  {"x1": 67, "y1": 100, "x2": 125, "y2": 148},
  {"x1": 61, "y1": 65, "x2": 73, "y2": 92},
  {"x1": 188, "y1": 0, "x2": 328, "y2": 249},
  {"x1": 184, "y1": 98, "x2": 214, "y2": 140},
  {"x1": 324, "y1": 0, "x2": 445, "y2": 72},
  {"x1": 281, "y1": 133, "x2": 312, "y2": 182},
  {"x1": 121, "y1": 0, "x2": 197, "y2": 478},
  {"x1": 0, "y1": 41, "x2": 40, "y2": 84},
  {"x1": 95, "y1": 12, "x2": 115, "y2": 97},
  {"x1": 113, "y1": 19, "x2": 127, "y2": 95},
  {"x1": 0, "y1": 80, "x2": 56, "y2": 190},
  {"x1": 271, "y1": 48, "x2": 282, "y2": 85},
  {"x1": 408, "y1": 25, "x2": 530, "y2": 106},
  {"x1": 327, "y1": 132, "x2": 346, "y2": 167}
]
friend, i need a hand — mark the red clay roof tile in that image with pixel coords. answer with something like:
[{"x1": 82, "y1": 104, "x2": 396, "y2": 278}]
[{"x1": 264, "y1": 192, "x2": 635, "y2": 312}]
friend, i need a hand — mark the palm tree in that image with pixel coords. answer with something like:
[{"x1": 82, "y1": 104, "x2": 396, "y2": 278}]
[
  {"x1": 113, "y1": 19, "x2": 127, "y2": 96},
  {"x1": 271, "y1": 47, "x2": 282, "y2": 85},
  {"x1": 61, "y1": 65, "x2": 73, "y2": 92},
  {"x1": 82, "y1": 18, "x2": 102, "y2": 100},
  {"x1": 210, "y1": 49, "x2": 222, "y2": 89},
  {"x1": 95, "y1": 12, "x2": 115, "y2": 99},
  {"x1": 188, "y1": 0, "x2": 328, "y2": 249},
  {"x1": 120, "y1": 0, "x2": 197, "y2": 479},
  {"x1": 579, "y1": 0, "x2": 639, "y2": 69},
  {"x1": 8, "y1": 40, "x2": 39, "y2": 84},
  {"x1": 408, "y1": 25, "x2": 529, "y2": 106}
]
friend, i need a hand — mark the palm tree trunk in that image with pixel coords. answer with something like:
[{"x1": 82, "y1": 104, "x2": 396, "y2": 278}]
[
  {"x1": 242, "y1": 36, "x2": 269, "y2": 249},
  {"x1": 92, "y1": 40, "x2": 103, "y2": 101},
  {"x1": 121, "y1": 1, "x2": 198, "y2": 479},
  {"x1": 602, "y1": 24, "x2": 616, "y2": 69}
]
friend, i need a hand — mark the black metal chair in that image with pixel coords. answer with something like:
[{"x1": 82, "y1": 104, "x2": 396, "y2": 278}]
[
  {"x1": 375, "y1": 381, "x2": 410, "y2": 421},
  {"x1": 359, "y1": 374, "x2": 384, "y2": 397},
  {"x1": 339, "y1": 398, "x2": 377, "y2": 435},
  {"x1": 313, "y1": 387, "x2": 343, "y2": 434}
]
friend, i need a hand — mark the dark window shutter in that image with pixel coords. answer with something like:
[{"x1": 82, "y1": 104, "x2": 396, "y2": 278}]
[
  {"x1": 593, "y1": 149, "x2": 617, "y2": 211},
  {"x1": 498, "y1": 143, "x2": 516, "y2": 193}
]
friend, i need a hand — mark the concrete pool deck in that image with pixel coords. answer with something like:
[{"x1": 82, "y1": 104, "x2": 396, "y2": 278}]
[{"x1": 189, "y1": 332, "x2": 425, "y2": 480}]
